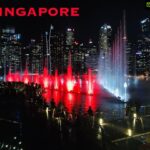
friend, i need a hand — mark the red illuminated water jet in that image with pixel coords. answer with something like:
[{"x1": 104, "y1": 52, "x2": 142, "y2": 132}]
[
  {"x1": 87, "y1": 68, "x2": 93, "y2": 95},
  {"x1": 33, "y1": 70, "x2": 40, "y2": 84},
  {"x1": 6, "y1": 52, "x2": 99, "y2": 96},
  {"x1": 42, "y1": 67, "x2": 50, "y2": 88},
  {"x1": 54, "y1": 69, "x2": 59, "y2": 90},
  {"x1": 66, "y1": 52, "x2": 74, "y2": 92},
  {"x1": 14, "y1": 72, "x2": 21, "y2": 82},
  {"x1": 23, "y1": 69, "x2": 30, "y2": 84},
  {"x1": 7, "y1": 69, "x2": 13, "y2": 82}
]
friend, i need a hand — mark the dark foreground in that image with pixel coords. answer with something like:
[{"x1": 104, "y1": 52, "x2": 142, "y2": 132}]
[{"x1": 0, "y1": 82, "x2": 150, "y2": 150}]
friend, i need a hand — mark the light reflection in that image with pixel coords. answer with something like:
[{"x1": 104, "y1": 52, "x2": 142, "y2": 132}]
[
  {"x1": 99, "y1": 118, "x2": 103, "y2": 125},
  {"x1": 46, "y1": 107, "x2": 49, "y2": 120},
  {"x1": 127, "y1": 129, "x2": 132, "y2": 136},
  {"x1": 42, "y1": 89, "x2": 51, "y2": 103},
  {"x1": 64, "y1": 93, "x2": 75, "y2": 113},
  {"x1": 132, "y1": 116, "x2": 144, "y2": 130},
  {"x1": 42, "y1": 90, "x2": 99, "y2": 114},
  {"x1": 133, "y1": 113, "x2": 137, "y2": 118},
  {"x1": 85, "y1": 95, "x2": 96, "y2": 112},
  {"x1": 52, "y1": 90, "x2": 61, "y2": 106}
]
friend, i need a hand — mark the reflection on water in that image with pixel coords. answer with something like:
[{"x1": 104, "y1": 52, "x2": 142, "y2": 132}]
[
  {"x1": 43, "y1": 90, "x2": 99, "y2": 113},
  {"x1": 42, "y1": 89, "x2": 124, "y2": 114}
]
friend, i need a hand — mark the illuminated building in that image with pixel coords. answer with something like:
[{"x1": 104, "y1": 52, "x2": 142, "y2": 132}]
[
  {"x1": 135, "y1": 39, "x2": 150, "y2": 76},
  {"x1": 141, "y1": 18, "x2": 150, "y2": 39},
  {"x1": 126, "y1": 42, "x2": 136, "y2": 76},
  {"x1": 63, "y1": 28, "x2": 75, "y2": 72},
  {"x1": 50, "y1": 32, "x2": 65, "y2": 74},
  {"x1": 28, "y1": 39, "x2": 43, "y2": 74},
  {"x1": 98, "y1": 24, "x2": 112, "y2": 84},
  {"x1": 135, "y1": 18, "x2": 150, "y2": 76},
  {"x1": 85, "y1": 39, "x2": 98, "y2": 73},
  {"x1": 0, "y1": 27, "x2": 21, "y2": 78},
  {"x1": 73, "y1": 42, "x2": 87, "y2": 74}
]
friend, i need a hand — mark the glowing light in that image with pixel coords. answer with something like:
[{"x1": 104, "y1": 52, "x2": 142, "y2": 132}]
[
  {"x1": 99, "y1": 118, "x2": 103, "y2": 125},
  {"x1": 23, "y1": 69, "x2": 30, "y2": 84},
  {"x1": 46, "y1": 107, "x2": 49, "y2": 119},
  {"x1": 133, "y1": 113, "x2": 137, "y2": 118},
  {"x1": 98, "y1": 127, "x2": 102, "y2": 133},
  {"x1": 7, "y1": 69, "x2": 13, "y2": 82},
  {"x1": 44, "y1": 78, "x2": 49, "y2": 88},
  {"x1": 54, "y1": 70, "x2": 59, "y2": 90},
  {"x1": 127, "y1": 129, "x2": 132, "y2": 136},
  {"x1": 124, "y1": 82, "x2": 127, "y2": 88},
  {"x1": 67, "y1": 28, "x2": 71, "y2": 31},
  {"x1": 97, "y1": 134, "x2": 102, "y2": 140},
  {"x1": 67, "y1": 80, "x2": 74, "y2": 92},
  {"x1": 87, "y1": 68, "x2": 94, "y2": 95},
  {"x1": 19, "y1": 141, "x2": 22, "y2": 145},
  {"x1": 114, "y1": 88, "x2": 119, "y2": 97},
  {"x1": 5, "y1": 145, "x2": 8, "y2": 148},
  {"x1": 5, "y1": 55, "x2": 97, "y2": 97},
  {"x1": 24, "y1": 78, "x2": 29, "y2": 84},
  {"x1": 8, "y1": 77, "x2": 13, "y2": 82},
  {"x1": 64, "y1": 93, "x2": 75, "y2": 113},
  {"x1": 61, "y1": 78, "x2": 64, "y2": 85}
]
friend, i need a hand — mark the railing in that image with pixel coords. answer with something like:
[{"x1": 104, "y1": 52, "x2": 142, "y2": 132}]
[{"x1": 98, "y1": 105, "x2": 150, "y2": 121}]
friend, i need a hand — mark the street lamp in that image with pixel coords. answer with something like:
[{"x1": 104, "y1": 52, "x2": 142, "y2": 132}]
[{"x1": 45, "y1": 25, "x2": 54, "y2": 74}]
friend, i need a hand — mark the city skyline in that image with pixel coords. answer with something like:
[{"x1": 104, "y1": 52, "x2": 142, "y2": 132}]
[{"x1": 0, "y1": 0, "x2": 149, "y2": 42}]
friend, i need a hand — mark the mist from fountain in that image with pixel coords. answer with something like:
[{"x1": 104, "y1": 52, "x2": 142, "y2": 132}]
[{"x1": 97, "y1": 13, "x2": 128, "y2": 101}]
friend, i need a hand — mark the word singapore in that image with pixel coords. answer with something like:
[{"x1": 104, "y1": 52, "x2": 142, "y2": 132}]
[{"x1": 0, "y1": 7, "x2": 80, "y2": 17}]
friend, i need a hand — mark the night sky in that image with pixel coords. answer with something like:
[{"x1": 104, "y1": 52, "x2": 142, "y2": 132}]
[{"x1": 0, "y1": 0, "x2": 149, "y2": 43}]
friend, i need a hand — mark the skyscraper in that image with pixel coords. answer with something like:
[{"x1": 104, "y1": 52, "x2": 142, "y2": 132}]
[
  {"x1": 64, "y1": 28, "x2": 75, "y2": 73},
  {"x1": 98, "y1": 24, "x2": 112, "y2": 86},
  {"x1": 0, "y1": 27, "x2": 21, "y2": 78},
  {"x1": 85, "y1": 39, "x2": 98, "y2": 73},
  {"x1": 50, "y1": 32, "x2": 65, "y2": 74},
  {"x1": 141, "y1": 18, "x2": 150, "y2": 39},
  {"x1": 135, "y1": 18, "x2": 150, "y2": 77},
  {"x1": 29, "y1": 39, "x2": 43, "y2": 74}
]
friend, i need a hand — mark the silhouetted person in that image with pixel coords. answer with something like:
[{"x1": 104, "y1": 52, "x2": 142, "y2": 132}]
[
  {"x1": 50, "y1": 99, "x2": 56, "y2": 109},
  {"x1": 88, "y1": 106, "x2": 93, "y2": 116}
]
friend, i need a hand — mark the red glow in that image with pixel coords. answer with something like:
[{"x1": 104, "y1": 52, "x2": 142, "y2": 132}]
[
  {"x1": 23, "y1": 69, "x2": 30, "y2": 84},
  {"x1": 42, "y1": 89, "x2": 101, "y2": 113},
  {"x1": 42, "y1": 67, "x2": 50, "y2": 88},
  {"x1": 54, "y1": 69, "x2": 59, "y2": 90},
  {"x1": 66, "y1": 80, "x2": 74, "y2": 92},
  {"x1": 14, "y1": 72, "x2": 20, "y2": 82},
  {"x1": 43, "y1": 77, "x2": 49, "y2": 88},
  {"x1": 6, "y1": 67, "x2": 98, "y2": 95},
  {"x1": 33, "y1": 72, "x2": 40, "y2": 84},
  {"x1": 85, "y1": 95, "x2": 96, "y2": 112},
  {"x1": 43, "y1": 89, "x2": 51, "y2": 103},
  {"x1": 6, "y1": 54, "x2": 100, "y2": 96},
  {"x1": 64, "y1": 93, "x2": 75, "y2": 113},
  {"x1": 7, "y1": 70, "x2": 13, "y2": 82},
  {"x1": 66, "y1": 53, "x2": 75, "y2": 92},
  {"x1": 52, "y1": 90, "x2": 61, "y2": 106},
  {"x1": 87, "y1": 68, "x2": 93, "y2": 95}
]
